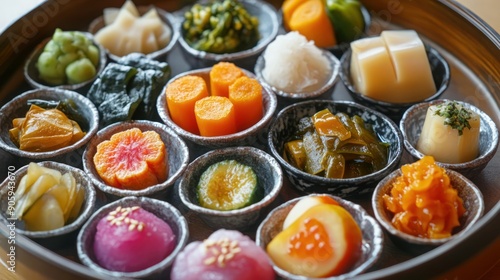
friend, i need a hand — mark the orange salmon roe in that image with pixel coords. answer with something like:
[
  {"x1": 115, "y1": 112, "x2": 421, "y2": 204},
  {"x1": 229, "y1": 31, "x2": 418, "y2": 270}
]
[{"x1": 288, "y1": 218, "x2": 333, "y2": 260}]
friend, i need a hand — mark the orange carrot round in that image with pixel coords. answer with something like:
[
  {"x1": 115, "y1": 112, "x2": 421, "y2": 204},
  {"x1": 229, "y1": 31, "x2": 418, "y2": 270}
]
[
  {"x1": 289, "y1": 0, "x2": 336, "y2": 48},
  {"x1": 194, "y1": 96, "x2": 237, "y2": 137},
  {"x1": 165, "y1": 75, "x2": 208, "y2": 134},
  {"x1": 209, "y1": 62, "x2": 245, "y2": 98},
  {"x1": 228, "y1": 76, "x2": 263, "y2": 131},
  {"x1": 282, "y1": 0, "x2": 309, "y2": 30}
]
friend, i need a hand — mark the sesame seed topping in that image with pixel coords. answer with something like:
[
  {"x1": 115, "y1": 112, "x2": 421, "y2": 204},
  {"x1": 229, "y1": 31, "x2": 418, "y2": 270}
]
[
  {"x1": 204, "y1": 257, "x2": 216, "y2": 265},
  {"x1": 202, "y1": 237, "x2": 242, "y2": 267},
  {"x1": 106, "y1": 206, "x2": 146, "y2": 232}
]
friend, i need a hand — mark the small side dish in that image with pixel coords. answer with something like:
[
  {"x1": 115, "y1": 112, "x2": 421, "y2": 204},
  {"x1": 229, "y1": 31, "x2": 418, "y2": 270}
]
[
  {"x1": 36, "y1": 29, "x2": 100, "y2": 85},
  {"x1": 283, "y1": 108, "x2": 388, "y2": 179},
  {"x1": 261, "y1": 32, "x2": 331, "y2": 93},
  {"x1": 165, "y1": 62, "x2": 263, "y2": 137},
  {"x1": 93, "y1": 0, "x2": 172, "y2": 57},
  {"x1": 417, "y1": 100, "x2": 480, "y2": 164},
  {"x1": 197, "y1": 159, "x2": 261, "y2": 211},
  {"x1": 93, "y1": 205, "x2": 177, "y2": 272},
  {"x1": 281, "y1": 0, "x2": 366, "y2": 47},
  {"x1": 382, "y1": 156, "x2": 465, "y2": 239},
  {"x1": 9, "y1": 101, "x2": 86, "y2": 152},
  {"x1": 93, "y1": 128, "x2": 168, "y2": 190},
  {"x1": 170, "y1": 229, "x2": 275, "y2": 280},
  {"x1": 14, "y1": 162, "x2": 85, "y2": 231},
  {"x1": 182, "y1": 0, "x2": 260, "y2": 54},
  {"x1": 87, "y1": 53, "x2": 170, "y2": 126},
  {"x1": 266, "y1": 196, "x2": 362, "y2": 278},
  {"x1": 350, "y1": 30, "x2": 436, "y2": 103}
]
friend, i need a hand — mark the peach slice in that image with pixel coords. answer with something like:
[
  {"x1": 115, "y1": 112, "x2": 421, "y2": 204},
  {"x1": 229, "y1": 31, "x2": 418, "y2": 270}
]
[{"x1": 267, "y1": 204, "x2": 362, "y2": 278}]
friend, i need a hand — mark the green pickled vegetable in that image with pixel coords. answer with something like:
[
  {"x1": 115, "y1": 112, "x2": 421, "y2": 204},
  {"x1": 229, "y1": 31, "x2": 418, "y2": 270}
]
[
  {"x1": 197, "y1": 160, "x2": 261, "y2": 211},
  {"x1": 87, "y1": 53, "x2": 170, "y2": 126},
  {"x1": 284, "y1": 108, "x2": 388, "y2": 179},
  {"x1": 326, "y1": 0, "x2": 365, "y2": 43},
  {"x1": 36, "y1": 28, "x2": 100, "y2": 85},
  {"x1": 182, "y1": 0, "x2": 260, "y2": 53}
]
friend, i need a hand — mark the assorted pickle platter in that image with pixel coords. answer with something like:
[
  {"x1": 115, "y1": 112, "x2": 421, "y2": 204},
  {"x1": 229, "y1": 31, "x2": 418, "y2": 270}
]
[{"x1": 0, "y1": 0, "x2": 499, "y2": 279}]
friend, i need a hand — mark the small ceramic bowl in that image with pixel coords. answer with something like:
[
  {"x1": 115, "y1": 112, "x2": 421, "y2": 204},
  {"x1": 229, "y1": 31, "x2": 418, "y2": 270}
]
[
  {"x1": 400, "y1": 99, "x2": 499, "y2": 179},
  {"x1": 0, "y1": 88, "x2": 99, "y2": 164},
  {"x1": 24, "y1": 32, "x2": 107, "y2": 92},
  {"x1": 82, "y1": 120, "x2": 189, "y2": 200},
  {"x1": 256, "y1": 194, "x2": 384, "y2": 279},
  {"x1": 254, "y1": 46, "x2": 340, "y2": 102},
  {"x1": 339, "y1": 45, "x2": 450, "y2": 121},
  {"x1": 178, "y1": 146, "x2": 283, "y2": 230},
  {"x1": 88, "y1": 6, "x2": 179, "y2": 61},
  {"x1": 157, "y1": 67, "x2": 277, "y2": 149},
  {"x1": 372, "y1": 168, "x2": 484, "y2": 249},
  {"x1": 279, "y1": 3, "x2": 372, "y2": 58},
  {"x1": 177, "y1": 0, "x2": 279, "y2": 70},
  {"x1": 77, "y1": 196, "x2": 189, "y2": 279},
  {"x1": 0, "y1": 161, "x2": 96, "y2": 246},
  {"x1": 268, "y1": 100, "x2": 403, "y2": 197}
]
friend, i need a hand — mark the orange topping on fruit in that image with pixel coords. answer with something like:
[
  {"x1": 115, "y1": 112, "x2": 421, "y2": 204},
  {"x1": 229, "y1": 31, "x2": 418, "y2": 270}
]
[
  {"x1": 283, "y1": 195, "x2": 339, "y2": 229},
  {"x1": 267, "y1": 203, "x2": 362, "y2": 278},
  {"x1": 93, "y1": 128, "x2": 168, "y2": 190}
]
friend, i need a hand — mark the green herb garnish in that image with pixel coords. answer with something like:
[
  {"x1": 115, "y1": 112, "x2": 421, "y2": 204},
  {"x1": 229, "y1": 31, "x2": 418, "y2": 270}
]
[{"x1": 434, "y1": 101, "x2": 472, "y2": 136}]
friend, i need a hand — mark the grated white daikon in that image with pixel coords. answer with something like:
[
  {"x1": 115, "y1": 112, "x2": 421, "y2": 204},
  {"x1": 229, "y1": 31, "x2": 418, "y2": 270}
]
[{"x1": 262, "y1": 31, "x2": 331, "y2": 93}]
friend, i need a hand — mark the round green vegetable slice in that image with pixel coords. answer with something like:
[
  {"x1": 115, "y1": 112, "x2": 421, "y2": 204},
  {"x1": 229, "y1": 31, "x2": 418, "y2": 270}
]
[{"x1": 197, "y1": 159, "x2": 259, "y2": 211}]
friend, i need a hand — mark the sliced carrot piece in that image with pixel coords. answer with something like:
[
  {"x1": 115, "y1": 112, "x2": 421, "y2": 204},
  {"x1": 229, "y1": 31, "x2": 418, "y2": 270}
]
[
  {"x1": 194, "y1": 96, "x2": 237, "y2": 137},
  {"x1": 282, "y1": 0, "x2": 310, "y2": 30},
  {"x1": 289, "y1": 0, "x2": 336, "y2": 48},
  {"x1": 209, "y1": 62, "x2": 245, "y2": 98},
  {"x1": 165, "y1": 75, "x2": 209, "y2": 134},
  {"x1": 228, "y1": 76, "x2": 263, "y2": 131},
  {"x1": 93, "y1": 128, "x2": 168, "y2": 190}
]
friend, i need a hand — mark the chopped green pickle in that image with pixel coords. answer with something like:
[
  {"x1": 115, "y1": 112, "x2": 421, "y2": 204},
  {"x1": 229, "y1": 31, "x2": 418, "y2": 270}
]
[
  {"x1": 284, "y1": 108, "x2": 389, "y2": 179},
  {"x1": 197, "y1": 160, "x2": 261, "y2": 211}
]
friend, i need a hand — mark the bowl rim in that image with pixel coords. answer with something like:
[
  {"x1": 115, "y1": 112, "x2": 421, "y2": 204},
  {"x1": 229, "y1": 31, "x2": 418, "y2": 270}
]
[
  {"x1": 267, "y1": 99, "x2": 404, "y2": 185},
  {"x1": 23, "y1": 31, "x2": 107, "y2": 91},
  {"x1": 178, "y1": 146, "x2": 283, "y2": 217},
  {"x1": 400, "y1": 99, "x2": 499, "y2": 170},
  {"x1": 254, "y1": 48, "x2": 340, "y2": 99},
  {"x1": 156, "y1": 66, "x2": 278, "y2": 147},
  {"x1": 76, "y1": 196, "x2": 189, "y2": 278},
  {"x1": 88, "y1": 5, "x2": 179, "y2": 61},
  {"x1": 81, "y1": 120, "x2": 190, "y2": 197},
  {"x1": 339, "y1": 43, "x2": 451, "y2": 108},
  {"x1": 371, "y1": 167, "x2": 485, "y2": 245},
  {"x1": 0, "y1": 88, "x2": 100, "y2": 159},
  {"x1": 256, "y1": 193, "x2": 384, "y2": 279},
  {"x1": 0, "y1": 161, "x2": 97, "y2": 238},
  {"x1": 177, "y1": 0, "x2": 279, "y2": 61}
]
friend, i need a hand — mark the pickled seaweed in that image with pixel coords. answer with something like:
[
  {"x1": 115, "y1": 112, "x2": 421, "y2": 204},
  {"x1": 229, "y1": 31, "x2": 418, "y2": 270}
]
[{"x1": 284, "y1": 108, "x2": 388, "y2": 178}]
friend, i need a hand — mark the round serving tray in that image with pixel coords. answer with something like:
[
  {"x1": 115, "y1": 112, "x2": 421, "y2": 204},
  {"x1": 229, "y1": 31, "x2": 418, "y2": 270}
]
[{"x1": 0, "y1": 0, "x2": 498, "y2": 279}]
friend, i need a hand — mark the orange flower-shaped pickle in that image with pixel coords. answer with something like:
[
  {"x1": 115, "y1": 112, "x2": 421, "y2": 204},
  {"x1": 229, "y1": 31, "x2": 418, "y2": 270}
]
[{"x1": 93, "y1": 128, "x2": 168, "y2": 190}]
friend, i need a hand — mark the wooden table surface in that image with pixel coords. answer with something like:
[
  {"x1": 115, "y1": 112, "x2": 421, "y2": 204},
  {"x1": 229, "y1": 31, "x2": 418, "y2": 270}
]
[{"x1": 0, "y1": 0, "x2": 499, "y2": 279}]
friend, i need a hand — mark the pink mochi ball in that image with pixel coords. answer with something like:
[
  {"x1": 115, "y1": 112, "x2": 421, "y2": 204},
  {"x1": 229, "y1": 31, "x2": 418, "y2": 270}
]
[{"x1": 93, "y1": 206, "x2": 176, "y2": 272}]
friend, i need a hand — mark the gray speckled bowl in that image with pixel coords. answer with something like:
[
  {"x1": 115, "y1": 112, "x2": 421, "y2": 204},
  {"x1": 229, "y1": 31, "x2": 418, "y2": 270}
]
[
  {"x1": 0, "y1": 161, "x2": 96, "y2": 243},
  {"x1": 254, "y1": 46, "x2": 340, "y2": 100},
  {"x1": 256, "y1": 194, "x2": 384, "y2": 279},
  {"x1": 82, "y1": 120, "x2": 189, "y2": 200},
  {"x1": 0, "y1": 88, "x2": 99, "y2": 164},
  {"x1": 339, "y1": 45, "x2": 450, "y2": 121},
  {"x1": 88, "y1": 6, "x2": 179, "y2": 62},
  {"x1": 177, "y1": 0, "x2": 279, "y2": 69},
  {"x1": 372, "y1": 167, "x2": 484, "y2": 248},
  {"x1": 268, "y1": 100, "x2": 403, "y2": 197},
  {"x1": 157, "y1": 67, "x2": 277, "y2": 149},
  {"x1": 24, "y1": 32, "x2": 107, "y2": 92},
  {"x1": 77, "y1": 196, "x2": 189, "y2": 279},
  {"x1": 178, "y1": 146, "x2": 283, "y2": 230},
  {"x1": 400, "y1": 99, "x2": 499, "y2": 179}
]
